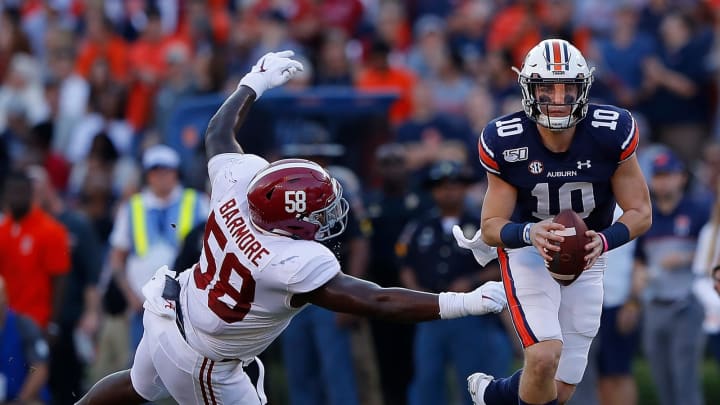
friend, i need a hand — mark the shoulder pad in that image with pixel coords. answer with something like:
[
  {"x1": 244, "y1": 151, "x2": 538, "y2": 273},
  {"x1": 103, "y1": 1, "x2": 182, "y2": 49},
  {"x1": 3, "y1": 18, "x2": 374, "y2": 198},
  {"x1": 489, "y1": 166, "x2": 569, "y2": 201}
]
[
  {"x1": 585, "y1": 105, "x2": 639, "y2": 163},
  {"x1": 478, "y1": 111, "x2": 529, "y2": 175}
]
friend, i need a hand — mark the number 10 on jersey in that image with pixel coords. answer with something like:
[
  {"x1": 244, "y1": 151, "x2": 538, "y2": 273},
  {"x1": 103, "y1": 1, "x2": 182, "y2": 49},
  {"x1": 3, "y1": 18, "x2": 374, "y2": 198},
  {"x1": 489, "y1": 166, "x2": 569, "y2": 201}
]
[{"x1": 531, "y1": 182, "x2": 595, "y2": 219}]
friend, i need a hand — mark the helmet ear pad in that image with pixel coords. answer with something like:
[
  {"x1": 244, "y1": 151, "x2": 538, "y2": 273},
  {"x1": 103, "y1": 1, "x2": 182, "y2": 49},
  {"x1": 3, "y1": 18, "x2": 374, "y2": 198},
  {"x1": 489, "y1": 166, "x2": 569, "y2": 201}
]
[{"x1": 515, "y1": 39, "x2": 594, "y2": 130}]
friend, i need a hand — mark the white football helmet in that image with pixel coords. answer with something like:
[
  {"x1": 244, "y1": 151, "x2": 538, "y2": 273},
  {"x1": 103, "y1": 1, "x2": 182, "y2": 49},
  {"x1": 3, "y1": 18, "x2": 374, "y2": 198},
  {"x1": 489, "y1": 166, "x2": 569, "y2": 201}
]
[{"x1": 512, "y1": 39, "x2": 594, "y2": 130}]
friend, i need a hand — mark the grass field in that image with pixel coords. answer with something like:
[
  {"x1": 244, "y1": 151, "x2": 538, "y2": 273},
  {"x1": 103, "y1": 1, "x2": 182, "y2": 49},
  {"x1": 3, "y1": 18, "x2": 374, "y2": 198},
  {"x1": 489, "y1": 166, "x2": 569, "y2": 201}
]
[
  {"x1": 635, "y1": 358, "x2": 720, "y2": 405},
  {"x1": 263, "y1": 349, "x2": 720, "y2": 405}
]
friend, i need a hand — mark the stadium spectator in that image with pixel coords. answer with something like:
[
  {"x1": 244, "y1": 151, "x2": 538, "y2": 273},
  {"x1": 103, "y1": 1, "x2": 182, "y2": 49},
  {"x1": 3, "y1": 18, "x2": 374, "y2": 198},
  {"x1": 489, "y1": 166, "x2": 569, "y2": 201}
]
[
  {"x1": 314, "y1": 29, "x2": 354, "y2": 86},
  {"x1": 0, "y1": 8, "x2": 32, "y2": 80},
  {"x1": 395, "y1": 82, "x2": 472, "y2": 173},
  {"x1": 406, "y1": 14, "x2": 448, "y2": 80},
  {"x1": 109, "y1": 144, "x2": 207, "y2": 357},
  {"x1": 356, "y1": 39, "x2": 416, "y2": 125},
  {"x1": 590, "y1": 4, "x2": 656, "y2": 109},
  {"x1": 364, "y1": 143, "x2": 433, "y2": 404},
  {"x1": 43, "y1": 36, "x2": 90, "y2": 161},
  {"x1": 691, "y1": 183, "x2": 720, "y2": 367},
  {"x1": 634, "y1": 150, "x2": 710, "y2": 405},
  {"x1": 125, "y1": 8, "x2": 173, "y2": 131},
  {"x1": 0, "y1": 53, "x2": 49, "y2": 134},
  {"x1": 0, "y1": 275, "x2": 51, "y2": 404},
  {"x1": 0, "y1": 171, "x2": 70, "y2": 330},
  {"x1": 74, "y1": 8, "x2": 129, "y2": 83},
  {"x1": 28, "y1": 165, "x2": 102, "y2": 404},
  {"x1": 399, "y1": 160, "x2": 511, "y2": 405},
  {"x1": 639, "y1": 11, "x2": 713, "y2": 164},
  {"x1": 67, "y1": 83, "x2": 134, "y2": 164}
]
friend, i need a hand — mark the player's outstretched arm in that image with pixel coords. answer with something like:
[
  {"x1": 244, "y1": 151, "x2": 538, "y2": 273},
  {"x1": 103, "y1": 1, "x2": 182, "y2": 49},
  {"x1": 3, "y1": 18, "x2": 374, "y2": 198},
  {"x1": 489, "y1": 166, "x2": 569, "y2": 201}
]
[
  {"x1": 205, "y1": 50, "x2": 303, "y2": 160},
  {"x1": 293, "y1": 273, "x2": 506, "y2": 322}
]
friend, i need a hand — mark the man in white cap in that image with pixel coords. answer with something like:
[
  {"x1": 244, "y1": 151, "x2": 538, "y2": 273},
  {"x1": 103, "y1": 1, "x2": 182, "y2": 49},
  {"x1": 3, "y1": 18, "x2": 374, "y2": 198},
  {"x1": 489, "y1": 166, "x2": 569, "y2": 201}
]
[{"x1": 109, "y1": 144, "x2": 208, "y2": 358}]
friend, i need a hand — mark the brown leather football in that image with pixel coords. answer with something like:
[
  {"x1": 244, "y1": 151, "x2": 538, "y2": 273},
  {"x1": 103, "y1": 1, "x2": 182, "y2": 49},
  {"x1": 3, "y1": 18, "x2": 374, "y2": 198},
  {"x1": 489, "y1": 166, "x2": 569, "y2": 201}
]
[{"x1": 545, "y1": 209, "x2": 592, "y2": 286}]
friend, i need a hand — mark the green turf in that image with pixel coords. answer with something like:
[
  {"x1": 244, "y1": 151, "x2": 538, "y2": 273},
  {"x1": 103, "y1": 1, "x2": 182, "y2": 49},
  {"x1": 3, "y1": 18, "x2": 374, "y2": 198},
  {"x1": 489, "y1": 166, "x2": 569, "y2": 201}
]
[{"x1": 634, "y1": 358, "x2": 719, "y2": 405}]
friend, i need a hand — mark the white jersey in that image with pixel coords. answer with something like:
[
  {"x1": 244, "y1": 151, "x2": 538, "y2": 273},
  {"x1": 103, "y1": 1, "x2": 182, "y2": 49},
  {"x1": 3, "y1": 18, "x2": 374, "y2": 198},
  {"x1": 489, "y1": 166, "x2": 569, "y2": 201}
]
[{"x1": 180, "y1": 153, "x2": 341, "y2": 362}]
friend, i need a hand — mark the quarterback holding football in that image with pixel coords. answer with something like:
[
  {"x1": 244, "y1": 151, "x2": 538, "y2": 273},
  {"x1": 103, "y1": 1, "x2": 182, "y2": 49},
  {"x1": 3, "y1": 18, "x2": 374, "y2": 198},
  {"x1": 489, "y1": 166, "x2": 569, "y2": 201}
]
[{"x1": 462, "y1": 39, "x2": 652, "y2": 405}]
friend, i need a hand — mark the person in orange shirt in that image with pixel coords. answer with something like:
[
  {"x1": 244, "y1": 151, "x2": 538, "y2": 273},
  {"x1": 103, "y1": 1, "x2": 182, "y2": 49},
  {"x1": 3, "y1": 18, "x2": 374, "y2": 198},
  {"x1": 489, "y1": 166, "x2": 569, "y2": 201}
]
[
  {"x1": 356, "y1": 39, "x2": 416, "y2": 126},
  {"x1": 74, "y1": 9, "x2": 129, "y2": 83},
  {"x1": 126, "y1": 9, "x2": 173, "y2": 131},
  {"x1": 0, "y1": 171, "x2": 70, "y2": 333}
]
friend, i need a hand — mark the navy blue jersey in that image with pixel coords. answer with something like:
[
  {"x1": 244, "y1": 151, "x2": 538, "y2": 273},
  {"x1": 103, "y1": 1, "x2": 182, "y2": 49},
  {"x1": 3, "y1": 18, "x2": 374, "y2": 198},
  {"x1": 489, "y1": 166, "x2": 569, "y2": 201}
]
[{"x1": 478, "y1": 104, "x2": 639, "y2": 231}]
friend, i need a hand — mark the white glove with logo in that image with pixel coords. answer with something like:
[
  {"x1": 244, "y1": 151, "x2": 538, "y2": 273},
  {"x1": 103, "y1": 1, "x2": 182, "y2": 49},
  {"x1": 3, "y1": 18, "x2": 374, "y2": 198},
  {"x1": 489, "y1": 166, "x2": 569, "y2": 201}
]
[
  {"x1": 239, "y1": 50, "x2": 304, "y2": 99},
  {"x1": 142, "y1": 265, "x2": 177, "y2": 320},
  {"x1": 452, "y1": 225, "x2": 498, "y2": 266},
  {"x1": 438, "y1": 281, "x2": 507, "y2": 319}
]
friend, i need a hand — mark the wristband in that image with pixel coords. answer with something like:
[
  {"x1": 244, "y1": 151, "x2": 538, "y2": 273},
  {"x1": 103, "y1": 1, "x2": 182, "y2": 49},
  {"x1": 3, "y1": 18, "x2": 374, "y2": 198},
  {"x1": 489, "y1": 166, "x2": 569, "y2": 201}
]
[
  {"x1": 438, "y1": 292, "x2": 467, "y2": 319},
  {"x1": 597, "y1": 232, "x2": 609, "y2": 252},
  {"x1": 500, "y1": 222, "x2": 532, "y2": 248},
  {"x1": 239, "y1": 73, "x2": 266, "y2": 99},
  {"x1": 522, "y1": 222, "x2": 532, "y2": 245},
  {"x1": 599, "y1": 222, "x2": 631, "y2": 252}
]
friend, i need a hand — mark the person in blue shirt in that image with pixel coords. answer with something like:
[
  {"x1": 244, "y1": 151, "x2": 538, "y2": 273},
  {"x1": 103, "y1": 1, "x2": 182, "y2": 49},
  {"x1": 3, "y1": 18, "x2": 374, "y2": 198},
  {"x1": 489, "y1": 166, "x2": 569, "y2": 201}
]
[
  {"x1": 0, "y1": 275, "x2": 51, "y2": 404},
  {"x1": 634, "y1": 150, "x2": 710, "y2": 405},
  {"x1": 398, "y1": 160, "x2": 511, "y2": 405}
]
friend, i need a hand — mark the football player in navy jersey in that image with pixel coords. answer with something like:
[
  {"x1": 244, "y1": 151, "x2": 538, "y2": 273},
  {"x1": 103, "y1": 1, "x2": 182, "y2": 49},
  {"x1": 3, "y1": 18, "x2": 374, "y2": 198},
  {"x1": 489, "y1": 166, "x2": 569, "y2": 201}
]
[{"x1": 465, "y1": 39, "x2": 652, "y2": 405}]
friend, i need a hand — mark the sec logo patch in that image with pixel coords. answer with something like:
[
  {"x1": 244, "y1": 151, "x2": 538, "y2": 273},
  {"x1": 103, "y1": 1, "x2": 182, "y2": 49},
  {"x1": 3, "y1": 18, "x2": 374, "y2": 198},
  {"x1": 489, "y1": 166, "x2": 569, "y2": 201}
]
[{"x1": 528, "y1": 160, "x2": 544, "y2": 175}]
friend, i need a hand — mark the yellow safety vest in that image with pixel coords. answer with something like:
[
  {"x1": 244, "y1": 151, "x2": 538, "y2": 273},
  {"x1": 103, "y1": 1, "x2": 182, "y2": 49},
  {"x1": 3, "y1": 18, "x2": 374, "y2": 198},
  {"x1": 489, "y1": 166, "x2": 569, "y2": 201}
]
[{"x1": 130, "y1": 189, "x2": 197, "y2": 257}]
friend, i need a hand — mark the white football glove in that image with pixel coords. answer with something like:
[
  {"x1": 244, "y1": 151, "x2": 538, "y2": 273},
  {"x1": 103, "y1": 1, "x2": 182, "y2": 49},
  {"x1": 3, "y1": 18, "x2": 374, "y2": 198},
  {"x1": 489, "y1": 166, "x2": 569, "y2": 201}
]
[
  {"x1": 452, "y1": 225, "x2": 498, "y2": 266},
  {"x1": 239, "y1": 50, "x2": 304, "y2": 99},
  {"x1": 141, "y1": 265, "x2": 177, "y2": 320},
  {"x1": 438, "y1": 281, "x2": 507, "y2": 319}
]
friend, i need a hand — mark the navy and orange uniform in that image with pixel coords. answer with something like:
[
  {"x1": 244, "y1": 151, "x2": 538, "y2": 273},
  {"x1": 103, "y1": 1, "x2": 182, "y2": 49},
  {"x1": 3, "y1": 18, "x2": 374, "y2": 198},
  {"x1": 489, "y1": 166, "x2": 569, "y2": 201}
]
[{"x1": 478, "y1": 104, "x2": 639, "y2": 230}]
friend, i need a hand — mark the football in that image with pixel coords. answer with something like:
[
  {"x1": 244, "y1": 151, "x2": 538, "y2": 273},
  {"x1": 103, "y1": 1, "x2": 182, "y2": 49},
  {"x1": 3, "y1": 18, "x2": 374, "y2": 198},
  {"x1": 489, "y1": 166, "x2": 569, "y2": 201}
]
[{"x1": 545, "y1": 209, "x2": 591, "y2": 286}]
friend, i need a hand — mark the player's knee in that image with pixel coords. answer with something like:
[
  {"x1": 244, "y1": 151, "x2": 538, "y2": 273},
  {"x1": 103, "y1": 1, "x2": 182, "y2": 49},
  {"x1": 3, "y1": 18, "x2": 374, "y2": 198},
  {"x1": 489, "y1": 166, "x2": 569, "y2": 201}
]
[{"x1": 524, "y1": 341, "x2": 561, "y2": 380}]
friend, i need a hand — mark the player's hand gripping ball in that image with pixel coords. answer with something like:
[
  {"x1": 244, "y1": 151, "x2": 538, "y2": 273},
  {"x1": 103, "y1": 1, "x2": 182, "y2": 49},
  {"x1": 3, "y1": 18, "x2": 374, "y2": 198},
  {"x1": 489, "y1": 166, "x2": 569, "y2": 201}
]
[{"x1": 545, "y1": 209, "x2": 592, "y2": 286}]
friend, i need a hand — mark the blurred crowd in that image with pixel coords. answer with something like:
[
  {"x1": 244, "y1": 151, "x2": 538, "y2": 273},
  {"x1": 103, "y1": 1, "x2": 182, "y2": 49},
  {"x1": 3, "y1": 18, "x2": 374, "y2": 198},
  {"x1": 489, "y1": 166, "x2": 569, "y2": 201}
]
[{"x1": 2, "y1": 0, "x2": 720, "y2": 404}]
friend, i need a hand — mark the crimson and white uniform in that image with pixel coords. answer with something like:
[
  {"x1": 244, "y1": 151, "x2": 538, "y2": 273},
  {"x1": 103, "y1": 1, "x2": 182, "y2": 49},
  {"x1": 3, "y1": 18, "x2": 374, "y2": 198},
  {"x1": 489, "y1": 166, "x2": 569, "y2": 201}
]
[{"x1": 130, "y1": 154, "x2": 342, "y2": 404}]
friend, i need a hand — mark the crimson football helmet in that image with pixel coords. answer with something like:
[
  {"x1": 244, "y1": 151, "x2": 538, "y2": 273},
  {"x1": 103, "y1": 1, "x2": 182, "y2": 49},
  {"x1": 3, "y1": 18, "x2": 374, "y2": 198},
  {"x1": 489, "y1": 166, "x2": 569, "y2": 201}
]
[
  {"x1": 247, "y1": 159, "x2": 349, "y2": 241},
  {"x1": 513, "y1": 39, "x2": 595, "y2": 130}
]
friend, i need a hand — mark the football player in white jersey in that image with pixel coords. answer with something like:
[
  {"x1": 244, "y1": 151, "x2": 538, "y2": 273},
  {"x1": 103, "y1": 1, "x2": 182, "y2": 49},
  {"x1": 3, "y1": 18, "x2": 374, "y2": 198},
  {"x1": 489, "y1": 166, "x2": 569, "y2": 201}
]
[{"x1": 76, "y1": 51, "x2": 508, "y2": 405}]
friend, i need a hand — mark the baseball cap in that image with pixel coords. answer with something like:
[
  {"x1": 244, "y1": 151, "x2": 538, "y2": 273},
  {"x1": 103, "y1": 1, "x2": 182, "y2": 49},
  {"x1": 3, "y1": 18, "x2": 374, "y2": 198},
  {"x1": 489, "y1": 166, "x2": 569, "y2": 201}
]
[
  {"x1": 142, "y1": 144, "x2": 180, "y2": 171},
  {"x1": 652, "y1": 150, "x2": 684, "y2": 175},
  {"x1": 424, "y1": 160, "x2": 475, "y2": 188},
  {"x1": 414, "y1": 14, "x2": 446, "y2": 38}
]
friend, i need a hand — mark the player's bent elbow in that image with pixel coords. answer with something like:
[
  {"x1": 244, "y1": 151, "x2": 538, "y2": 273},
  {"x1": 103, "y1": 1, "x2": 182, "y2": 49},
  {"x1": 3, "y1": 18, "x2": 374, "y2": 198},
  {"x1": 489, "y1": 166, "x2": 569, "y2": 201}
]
[
  {"x1": 635, "y1": 206, "x2": 653, "y2": 237},
  {"x1": 639, "y1": 213, "x2": 652, "y2": 236},
  {"x1": 481, "y1": 223, "x2": 502, "y2": 247},
  {"x1": 624, "y1": 208, "x2": 652, "y2": 240}
]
